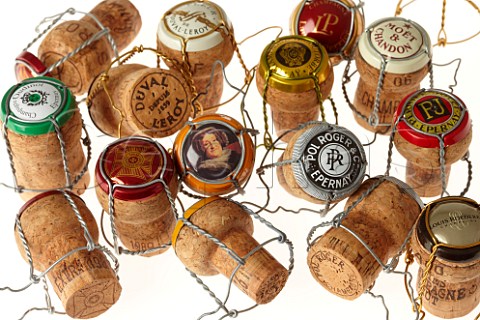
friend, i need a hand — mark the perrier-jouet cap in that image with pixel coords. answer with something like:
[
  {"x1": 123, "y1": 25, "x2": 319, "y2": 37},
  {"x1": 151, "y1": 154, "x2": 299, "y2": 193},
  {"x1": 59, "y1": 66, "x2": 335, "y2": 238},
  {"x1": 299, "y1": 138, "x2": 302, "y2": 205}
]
[
  {"x1": 416, "y1": 196, "x2": 480, "y2": 263},
  {"x1": 1, "y1": 76, "x2": 76, "y2": 136},
  {"x1": 257, "y1": 35, "x2": 332, "y2": 93},
  {"x1": 394, "y1": 88, "x2": 471, "y2": 148}
]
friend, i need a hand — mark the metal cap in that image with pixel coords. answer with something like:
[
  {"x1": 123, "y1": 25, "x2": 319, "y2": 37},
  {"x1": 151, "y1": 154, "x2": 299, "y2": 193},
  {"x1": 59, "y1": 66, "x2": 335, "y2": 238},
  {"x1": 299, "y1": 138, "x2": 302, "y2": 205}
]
[
  {"x1": 290, "y1": 0, "x2": 363, "y2": 59},
  {"x1": 173, "y1": 114, "x2": 255, "y2": 195},
  {"x1": 1, "y1": 76, "x2": 76, "y2": 136},
  {"x1": 15, "y1": 51, "x2": 50, "y2": 82},
  {"x1": 157, "y1": 0, "x2": 232, "y2": 52},
  {"x1": 394, "y1": 88, "x2": 471, "y2": 148},
  {"x1": 416, "y1": 196, "x2": 480, "y2": 263},
  {"x1": 95, "y1": 136, "x2": 175, "y2": 201},
  {"x1": 257, "y1": 35, "x2": 332, "y2": 93},
  {"x1": 357, "y1": 17, "x2": 431, "y2": 73},
  {"x1": 290, "y1": 122, "x2": 367, "y2": 201}
]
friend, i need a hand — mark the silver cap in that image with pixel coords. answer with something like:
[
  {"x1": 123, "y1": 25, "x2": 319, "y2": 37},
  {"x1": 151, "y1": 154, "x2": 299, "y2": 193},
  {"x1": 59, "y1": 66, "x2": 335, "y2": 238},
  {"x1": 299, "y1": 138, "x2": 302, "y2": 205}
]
[{"x1": 291, "y1": 122, "x2": 367, "y2": 201}]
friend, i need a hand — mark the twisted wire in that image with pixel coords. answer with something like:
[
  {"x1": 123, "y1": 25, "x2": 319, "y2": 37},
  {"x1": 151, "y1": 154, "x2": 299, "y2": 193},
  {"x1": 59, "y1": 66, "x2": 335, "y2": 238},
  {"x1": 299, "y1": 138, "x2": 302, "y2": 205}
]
[
  {"x1": 23, "y1": 8, "x2": 76, "y2": 52},
  {"x1": 51, "y1": 120, "x2": 72, "y2": 188}
]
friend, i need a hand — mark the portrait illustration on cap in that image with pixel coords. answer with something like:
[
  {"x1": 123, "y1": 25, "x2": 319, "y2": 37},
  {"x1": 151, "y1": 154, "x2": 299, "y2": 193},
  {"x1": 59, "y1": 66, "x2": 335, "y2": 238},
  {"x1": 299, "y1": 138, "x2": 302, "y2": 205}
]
[{"x1": 184, "y1": 123, "x2": 241, "y2": 181}]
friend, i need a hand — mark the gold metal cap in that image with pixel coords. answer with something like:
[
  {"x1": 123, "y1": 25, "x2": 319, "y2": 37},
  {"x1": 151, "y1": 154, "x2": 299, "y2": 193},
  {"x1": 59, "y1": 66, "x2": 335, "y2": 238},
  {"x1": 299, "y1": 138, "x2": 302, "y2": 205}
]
[{"x1": 258, "y1": 35, "x2": 331, "y2": 93}]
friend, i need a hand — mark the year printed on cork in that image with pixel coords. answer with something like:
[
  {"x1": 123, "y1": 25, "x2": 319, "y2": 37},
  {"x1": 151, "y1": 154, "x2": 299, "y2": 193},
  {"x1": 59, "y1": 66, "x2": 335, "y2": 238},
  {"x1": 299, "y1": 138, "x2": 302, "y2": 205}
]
[
  {"x1": 131, "y1": 71, "x2": 189, "y2": 134},
  {"x1": 370, "y1": 20, "x2": 423, "y2": 58}
]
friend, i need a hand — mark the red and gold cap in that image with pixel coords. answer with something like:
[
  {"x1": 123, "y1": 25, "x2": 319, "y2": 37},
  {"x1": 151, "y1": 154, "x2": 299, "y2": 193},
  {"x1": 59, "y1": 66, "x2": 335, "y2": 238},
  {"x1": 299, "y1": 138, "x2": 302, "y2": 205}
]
[
  {"x1": 15, "y1": 51, "x2": 51, "y2": 82},
  {"x1": 257, "y1": 35, "x2": 332, "y2": 93},
  {"x1": 290, "y1": 0, "x2": 363, "y2": 62},
  {"x1": 416, "y1": 196, "x2": 480, "y2": 262},
  {"x1": 95, "y1": 136, "x2": 175, "y2": 201},
  {"x1": 173, "y1": 114, "x2": 255, "y2": 196},
  {"x1": 394, "y1": 89, "x2": 471, "y2": 148}
]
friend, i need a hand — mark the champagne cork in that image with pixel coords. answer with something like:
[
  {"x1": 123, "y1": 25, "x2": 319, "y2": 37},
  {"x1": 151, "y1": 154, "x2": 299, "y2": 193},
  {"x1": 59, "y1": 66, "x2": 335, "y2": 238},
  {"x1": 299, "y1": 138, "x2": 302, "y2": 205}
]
[
  {"x1": 87, "y1": 63, "x2": 148, "y2": 137},
  {"x1": 0, "y1": 77, "x2": 90, "y2": 201},
  {"x1": 80, "y1": 0, "x2": 141, "y2": 52},
  {"x1": 172, "y1": 197, "x2": 289, "y2": 304},
  {"x1": 173, "y1": 114, "x2": 255, "y2": 196},
  {"x1": 393, "y1": 89, "x2": 472, "y2": 197},
  {"x1": 256, "y1": 35, "x2": 334, "y2": 142},
  {"x1": 278, "y1": 122, "x2": 366, "y2": 204},
  {"x1": 410, "y1": 197, "x2": 480, "y2": 318},
  {"x1": 307, "y1": 176, "x2": 423, "y2": 299},
  {"x1": 157, "y1": 0, "x2": 235, "y2": 112},
  {"x1": 16, "y1": 0, "x2": 141, "y2": 96},
  {"x1": 290, "y1": 0, "x2": 364, "y2": 66},
  {"x1": 353, "y1": 17, "x2": 431, "y2": 133},
  {"x1": 15, "y1": 191, "x2": 122, "y2": 319},
  {"x1": 95, "y1": 137, "x2": 178, "y2": 256},
  {"x1": 89, "y1": 66, "x2": 193, "y2": 138}
]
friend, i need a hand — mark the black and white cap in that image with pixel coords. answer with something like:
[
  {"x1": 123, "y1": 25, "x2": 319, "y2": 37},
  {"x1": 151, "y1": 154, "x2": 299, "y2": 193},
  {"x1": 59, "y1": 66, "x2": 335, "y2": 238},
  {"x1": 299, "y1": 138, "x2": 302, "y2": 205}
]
[{"x1": 291, "y1": 122, "x2": 367, "y2": 202}]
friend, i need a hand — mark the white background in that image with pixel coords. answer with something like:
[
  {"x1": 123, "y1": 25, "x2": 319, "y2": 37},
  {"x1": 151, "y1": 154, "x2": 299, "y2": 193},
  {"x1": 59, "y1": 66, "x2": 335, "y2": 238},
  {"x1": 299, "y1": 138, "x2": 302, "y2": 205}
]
[{"x1": 0, "y1": 0, "x2": 479, "y2": 319}]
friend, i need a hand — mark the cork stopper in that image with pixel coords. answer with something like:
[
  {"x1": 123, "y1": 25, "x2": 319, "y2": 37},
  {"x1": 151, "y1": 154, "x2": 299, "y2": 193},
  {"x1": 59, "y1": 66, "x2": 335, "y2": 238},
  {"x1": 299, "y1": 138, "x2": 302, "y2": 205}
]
[
  {"x1": 410, "y1": 197, "x2": 480, "y2": 318},
  {"x1": 15, "y1": 191, "x2": 121, "y2": 318},
  {"x1": 156, "y1": 0, "x2": 235, "y2": 76},
  {"x1": 1, "y1": 77, "x2": 90, "y2": 200},
  {"x1": 95, "y1": 137, "x2": 178, "y2": 256},
  {"x1": 80, "y1": 0, "x2": 142, "y2": 52},
  {"x1": 352, "y1": 18, "x2": 432, "y2": 133},
  {"x1": 352, "y1": 52, "x2": 429, "y2": 133},
  {"x1": 38, "y1": 20, "x2": 114, "y2": 96},
  {"x1": 173, "y1": 197, "x2": 289, "y2": 304},
  {"x1": 290, "y1": 0, "x2": 364, "y2": 65},
  {"x1": 279, "y1": 122, "x2": 366, "y2": 204},
  {"x1": 35, "y1": 0, "x2": 141, "y2": 96},
  {"x1": 307, "y1": 177, "x2": 422, "y2": 299},
  {"x1": 393, "y1": 89, "x2": 472, "y2": 197},
  {"x1": 87, "y1": 63, "x2": 148, "y2": 137},
  {"x1": 118, "y1": 67, "x2": 193, "y2": 137},
  {"x1": 255, "y1": 36, "x2": 334, "y2": 141}
]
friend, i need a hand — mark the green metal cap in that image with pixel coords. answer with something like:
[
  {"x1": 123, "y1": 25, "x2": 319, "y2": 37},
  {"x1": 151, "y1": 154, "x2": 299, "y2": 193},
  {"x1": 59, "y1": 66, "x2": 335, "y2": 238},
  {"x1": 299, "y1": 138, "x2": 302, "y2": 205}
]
[{"x1": 1, "y1": 76, "x2": 76, "y2": 135}]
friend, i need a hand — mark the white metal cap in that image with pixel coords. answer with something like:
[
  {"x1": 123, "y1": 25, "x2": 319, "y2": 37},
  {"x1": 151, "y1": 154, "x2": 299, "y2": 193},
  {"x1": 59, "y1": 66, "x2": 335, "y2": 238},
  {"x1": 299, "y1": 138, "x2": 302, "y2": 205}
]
[
  {"x1": 357, "y1": 17, "x2": 431, "y2": 73},
  {"x1": 157, "y1": 1, "x2": 232, "y2": 52}
]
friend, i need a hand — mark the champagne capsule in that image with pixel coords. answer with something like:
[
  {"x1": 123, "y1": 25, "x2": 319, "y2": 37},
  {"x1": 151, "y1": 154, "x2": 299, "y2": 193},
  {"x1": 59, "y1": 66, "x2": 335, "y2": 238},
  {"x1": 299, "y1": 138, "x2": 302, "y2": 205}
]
[
  {"x1": 256, "y1": 35, "x2": 334, "y2": 142},
  {"x1": 173, "y1": 114, "x2": 255, "y2": 195},
  {"x1": 290, "y1": 0, "x2": 364, "y2": 65},
  {"x1": 393, "y1": 89, "x2": 472, "y2": 197},
  {"x1": 278, "y1": 122, "x2": 366, "y2": 204}
]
